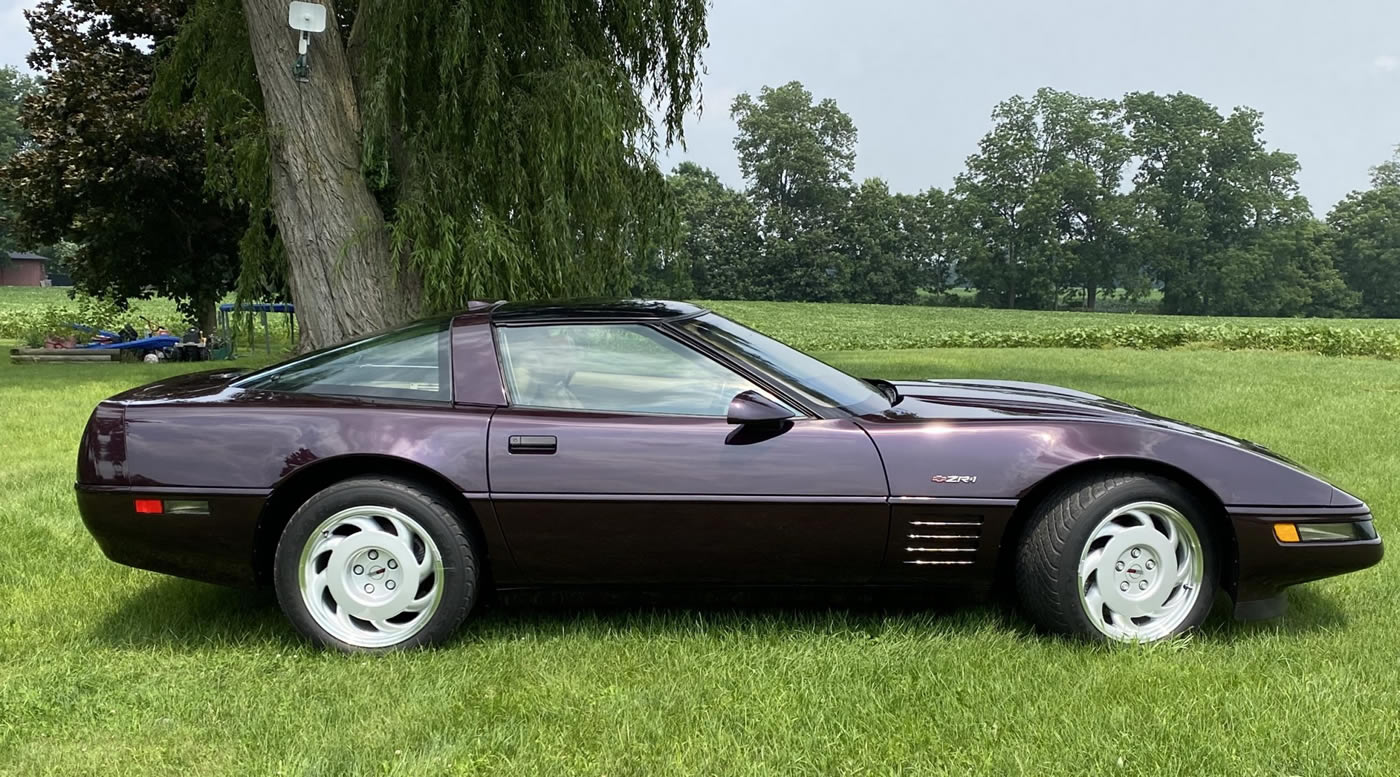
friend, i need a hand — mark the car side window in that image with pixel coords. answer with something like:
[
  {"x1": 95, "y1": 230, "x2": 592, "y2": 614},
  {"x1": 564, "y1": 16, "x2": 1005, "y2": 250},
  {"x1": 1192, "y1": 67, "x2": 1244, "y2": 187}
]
[
  {"x1": 496, "y1": 323, "x2": 791, "y2": 416},
  {"x1": 238, "y1": 318, "x2": 450, "y2": 402}
]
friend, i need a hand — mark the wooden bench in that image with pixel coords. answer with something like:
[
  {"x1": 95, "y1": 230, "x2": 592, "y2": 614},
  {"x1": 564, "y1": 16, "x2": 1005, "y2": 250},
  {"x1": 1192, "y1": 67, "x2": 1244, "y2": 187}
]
[{"x1": 9, "y1": 347, "x2": 121, "y2": 364}]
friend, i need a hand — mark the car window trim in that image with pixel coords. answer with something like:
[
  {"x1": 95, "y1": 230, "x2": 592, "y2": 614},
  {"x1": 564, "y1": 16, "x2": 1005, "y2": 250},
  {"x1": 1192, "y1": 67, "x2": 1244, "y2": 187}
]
[
  {"x1": 489, "y1": 320, "x2": 819, "y2": 420},
  {"x1": 234, "y1": 387, "x2": 456, "y2": 408}
]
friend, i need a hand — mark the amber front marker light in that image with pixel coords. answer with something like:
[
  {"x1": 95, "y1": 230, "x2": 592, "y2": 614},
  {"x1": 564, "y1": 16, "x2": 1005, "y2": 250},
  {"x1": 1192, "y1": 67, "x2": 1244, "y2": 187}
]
[{"x1": 1273, "y1": 523, "x2": 1301, "y2": 543}]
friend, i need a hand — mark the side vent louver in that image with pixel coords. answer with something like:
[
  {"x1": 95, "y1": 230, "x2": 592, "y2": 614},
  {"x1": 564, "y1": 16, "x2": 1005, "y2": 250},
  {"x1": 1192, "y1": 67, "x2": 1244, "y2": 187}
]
[{"x1": 902, "y1": 517, "x2": 982, "y2": 566}]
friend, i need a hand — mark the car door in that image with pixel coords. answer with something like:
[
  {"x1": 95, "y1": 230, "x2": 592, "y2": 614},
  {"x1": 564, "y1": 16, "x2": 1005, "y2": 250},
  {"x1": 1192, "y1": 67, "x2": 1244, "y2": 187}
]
[{"x1": 487, "y1": 321, "x2": 889, "y2": 584}]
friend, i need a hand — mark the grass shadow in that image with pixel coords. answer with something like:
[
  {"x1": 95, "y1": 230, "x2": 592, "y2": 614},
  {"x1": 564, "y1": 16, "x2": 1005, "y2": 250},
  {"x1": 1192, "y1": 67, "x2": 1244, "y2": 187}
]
[
  {"x1": 91, "y1": 578, "x2": 1345, "y2": 651},
  {"x1": 1206, "y1": 585, "x2": 1348, "y2": 642},
  {"x1": 470, "y1": 587, "x2": 1036, "y2": 638},
  {"x1": 92, "y1": 580, "x2": 1038, "y2": 649},
  {"x1": 91, "y1": 576, "x2": 296, "y2": 650}
]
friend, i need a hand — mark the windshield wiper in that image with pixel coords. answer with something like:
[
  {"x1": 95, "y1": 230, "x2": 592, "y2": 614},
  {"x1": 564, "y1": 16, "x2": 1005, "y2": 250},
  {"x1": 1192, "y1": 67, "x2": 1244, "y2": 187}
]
[{"x1": 864, "y1": 377, "x2": 902, "y2": 406}]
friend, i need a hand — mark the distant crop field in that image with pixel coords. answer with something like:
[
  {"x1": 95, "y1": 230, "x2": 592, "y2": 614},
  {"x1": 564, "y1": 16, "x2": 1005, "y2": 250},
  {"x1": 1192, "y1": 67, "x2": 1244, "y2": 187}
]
[
  {"x1": 0, "y1": 286, "x2": 182, "y2": 321},
  {"x1": 704, "y1": 300, "x2": 1400, "y2": 357},
  {"x1": 705, "y1": 299, "x2": 1400, "y2": 336}
]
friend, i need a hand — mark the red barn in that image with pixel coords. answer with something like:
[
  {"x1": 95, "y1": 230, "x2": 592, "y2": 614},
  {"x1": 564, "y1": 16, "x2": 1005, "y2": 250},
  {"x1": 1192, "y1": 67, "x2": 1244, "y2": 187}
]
[{"x1": 1, "y1": 252, "x2": 50, "y2": 286}]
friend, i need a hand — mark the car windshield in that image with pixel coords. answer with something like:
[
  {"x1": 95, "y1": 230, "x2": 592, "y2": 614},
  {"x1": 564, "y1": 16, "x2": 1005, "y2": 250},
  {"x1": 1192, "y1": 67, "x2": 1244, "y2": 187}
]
[{"x1": 677, "y1": 312, "x2": 885, "y2": 411}]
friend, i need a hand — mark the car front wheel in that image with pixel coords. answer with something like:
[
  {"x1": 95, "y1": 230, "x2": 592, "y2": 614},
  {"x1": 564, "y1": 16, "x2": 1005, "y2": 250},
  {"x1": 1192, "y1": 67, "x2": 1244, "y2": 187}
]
[
  {"x1": 1015, "y1": 472, "x2": 1217, "y2": 642},
  {"x1": 273, "y1": 477, "x2": 479, "y2": 652}
]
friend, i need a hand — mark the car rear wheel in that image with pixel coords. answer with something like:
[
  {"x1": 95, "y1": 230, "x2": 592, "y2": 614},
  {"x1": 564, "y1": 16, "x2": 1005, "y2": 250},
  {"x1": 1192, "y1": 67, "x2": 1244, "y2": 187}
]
[
  {"x1": 1015, "y1": 472, "x2": 1217, "y2": 643},
  {"x1": 273, "y1": 477, "x2": 479, "y2": 652}
]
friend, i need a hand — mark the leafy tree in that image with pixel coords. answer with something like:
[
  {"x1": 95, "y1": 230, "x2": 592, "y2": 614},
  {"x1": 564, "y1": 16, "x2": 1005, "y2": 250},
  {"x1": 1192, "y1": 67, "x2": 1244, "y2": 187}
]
[
  {"x1": 0, "y1": 0, "x2": 243, "y2": 330},
  {"x1": 158, "y1": 0, "x2": 709, "y2": 349},
  {"x1": 1330, "y1": 151, "x2": 1400, "y2": 317},
  {"x1": 840, "y1": 179, "x2": 950, "y2": 305},
  {"x1": 0, "y1": 67, "x2": 36, "y2": 161},
  {"x1": 1124, "y1": 92, "x2": 1348, "y2": 317},
  {"x1": 841, "y1": 179, "x2": 909, "y2": 304},
  {"x1": 1038, "y1": 90, "x2": 1138, "y2": 310},
  {"x1": 731, "y1": 82, "x2": 856, "y2": 218},
  {"x1": 661, "y1": 162, "x2": 759, "y2": 299},
  {"x1": 730, "y1": 81, "x2": 855, "y2": 301},
  {"x1": 904, "y1": 187, "x2": 955, "y2": 295},
  {"x1": 0, "y1": 66, "x2": 39, "y2": 253},
  {"x1": 953, "y1": 91, "x2": 1068, "y2": 309}
]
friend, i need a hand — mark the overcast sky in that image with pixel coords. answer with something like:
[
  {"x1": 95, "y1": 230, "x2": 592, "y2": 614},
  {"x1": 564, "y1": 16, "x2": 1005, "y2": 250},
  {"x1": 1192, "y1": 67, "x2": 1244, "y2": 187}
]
[{"x1": 3, "y1": 0, "x2": 1397, "y2": 211}]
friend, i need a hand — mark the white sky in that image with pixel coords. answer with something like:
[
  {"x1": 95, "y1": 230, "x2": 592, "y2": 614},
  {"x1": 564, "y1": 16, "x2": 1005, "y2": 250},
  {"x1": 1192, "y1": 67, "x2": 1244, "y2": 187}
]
[{"x1": 4, "y1": 0, "x2": 1398, "y2": 212}]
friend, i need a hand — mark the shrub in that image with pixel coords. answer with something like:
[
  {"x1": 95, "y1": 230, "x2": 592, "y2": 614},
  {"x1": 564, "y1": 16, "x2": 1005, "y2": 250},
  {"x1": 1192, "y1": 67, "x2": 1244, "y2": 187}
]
[{"x1": 0, "y1": 294, "x2": 166, "y2": 344}]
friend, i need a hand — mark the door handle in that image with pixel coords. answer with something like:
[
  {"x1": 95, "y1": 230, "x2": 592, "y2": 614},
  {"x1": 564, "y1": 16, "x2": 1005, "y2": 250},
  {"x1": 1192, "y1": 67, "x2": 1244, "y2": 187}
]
[{"x1": 508, "y1": 435, "x2": 557, "y2": 454}]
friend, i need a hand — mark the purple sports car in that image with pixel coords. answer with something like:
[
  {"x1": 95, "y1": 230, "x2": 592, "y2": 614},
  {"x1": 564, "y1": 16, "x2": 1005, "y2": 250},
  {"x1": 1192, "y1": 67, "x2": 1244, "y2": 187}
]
[{"x1": 76, "y1": 300, "x2": 1382, "y2": 650}]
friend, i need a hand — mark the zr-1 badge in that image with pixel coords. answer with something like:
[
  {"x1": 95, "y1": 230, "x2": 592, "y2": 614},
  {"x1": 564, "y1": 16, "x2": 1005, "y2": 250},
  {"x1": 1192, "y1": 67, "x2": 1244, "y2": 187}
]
[{"x1": 931, "y1": 474, "x2": 978, "y2": 483}]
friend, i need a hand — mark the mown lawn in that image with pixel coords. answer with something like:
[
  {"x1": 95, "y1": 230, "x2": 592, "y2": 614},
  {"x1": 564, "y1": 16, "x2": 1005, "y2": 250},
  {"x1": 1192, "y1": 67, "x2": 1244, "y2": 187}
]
[{"x1": 1, "y1": 346, "x2": 1397, "y2": 776}]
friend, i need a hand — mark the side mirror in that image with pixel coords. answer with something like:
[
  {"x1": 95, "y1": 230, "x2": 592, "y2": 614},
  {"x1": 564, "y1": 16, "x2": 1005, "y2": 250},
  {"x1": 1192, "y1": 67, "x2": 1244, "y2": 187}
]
[{"x1": 727, "y1": 390, "x2": 794, "y2": 425}]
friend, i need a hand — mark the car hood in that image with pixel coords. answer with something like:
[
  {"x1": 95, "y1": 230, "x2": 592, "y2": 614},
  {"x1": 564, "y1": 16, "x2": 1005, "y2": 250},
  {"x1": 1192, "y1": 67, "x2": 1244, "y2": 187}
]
[
  {"x1": 874, "y1": 378, "x2": 1303, "y2": 467},
  {"x1": 889, "y1": 378, "x2": 1145, "y2": 419}
]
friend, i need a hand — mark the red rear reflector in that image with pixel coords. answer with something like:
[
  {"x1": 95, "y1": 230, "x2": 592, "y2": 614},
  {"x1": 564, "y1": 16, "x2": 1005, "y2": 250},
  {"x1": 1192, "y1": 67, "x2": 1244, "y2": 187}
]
[{"x1": 134, "y1": 499, "x2": 163, "y2": 514}]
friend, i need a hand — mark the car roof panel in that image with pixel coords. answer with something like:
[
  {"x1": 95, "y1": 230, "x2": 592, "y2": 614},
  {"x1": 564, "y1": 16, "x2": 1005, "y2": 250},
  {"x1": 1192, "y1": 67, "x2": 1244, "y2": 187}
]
[{"x1": 488, "y1": 298, "x2": 707, "y2": 323}]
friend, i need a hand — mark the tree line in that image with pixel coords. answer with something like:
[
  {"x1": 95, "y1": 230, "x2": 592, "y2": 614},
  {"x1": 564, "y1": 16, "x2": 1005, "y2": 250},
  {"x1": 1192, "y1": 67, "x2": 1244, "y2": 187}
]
[{"x1": 640, "y1": 81, "x2": 1400, "y2": 318}]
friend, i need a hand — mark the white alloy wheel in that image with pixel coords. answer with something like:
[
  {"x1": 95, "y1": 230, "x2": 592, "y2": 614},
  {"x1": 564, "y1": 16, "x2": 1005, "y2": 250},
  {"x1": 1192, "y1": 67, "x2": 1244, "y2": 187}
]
[
  {"x1": 297, "y1": 505, "x2": 445, "y2": 649},
  {"x1": 1076, "y1": 500, "x2": 1205, "y2": 642}
]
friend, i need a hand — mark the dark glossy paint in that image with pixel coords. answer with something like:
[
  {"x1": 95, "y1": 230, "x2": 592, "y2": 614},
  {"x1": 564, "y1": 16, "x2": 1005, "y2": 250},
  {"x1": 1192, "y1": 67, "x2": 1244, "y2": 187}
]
[
  {"x1": 487, "y1": 408, "x2": 886, "y2": 583},
  {"x1": 451, "y1": 311, "x2": 508, "y2": 407},
  {"x1": 860, "y1": 380, "x2": 1347, "y2": 506},
  {"x1": 491, "y1": 298, "x2": 706, "y2": 323},
  {"x1": 75, "y1": 300, "x2": 1382, "y2": 621},
  {"x1": 77, "y1": 486, "x2": 263, "y2": 586}
]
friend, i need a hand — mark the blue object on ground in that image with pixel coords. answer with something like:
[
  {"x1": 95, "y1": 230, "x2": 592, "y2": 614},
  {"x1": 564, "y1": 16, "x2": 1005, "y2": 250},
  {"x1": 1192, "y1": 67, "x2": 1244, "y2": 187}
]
[
  {"x1": 78, "y1": 335, "x2": 180, "y2": 351},
  {"x1": 68, "y1": 323, "x2": 121, "y2": 339}
]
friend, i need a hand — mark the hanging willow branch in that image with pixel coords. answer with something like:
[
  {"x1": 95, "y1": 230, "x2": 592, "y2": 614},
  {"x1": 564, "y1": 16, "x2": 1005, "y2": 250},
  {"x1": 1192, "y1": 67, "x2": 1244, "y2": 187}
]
[{"x1": 155, "y1": 0, "x2": 708, "y2": 312}]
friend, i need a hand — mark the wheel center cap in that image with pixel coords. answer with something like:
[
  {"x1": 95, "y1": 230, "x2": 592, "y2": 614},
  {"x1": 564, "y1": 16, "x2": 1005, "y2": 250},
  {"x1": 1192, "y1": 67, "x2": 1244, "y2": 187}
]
[
  {"x1": 369, "y1": 565, "x2": 387, "y2": 580},
  {"x1": 1113, "y1": 544, "x2": 1161, "y2": 593}
]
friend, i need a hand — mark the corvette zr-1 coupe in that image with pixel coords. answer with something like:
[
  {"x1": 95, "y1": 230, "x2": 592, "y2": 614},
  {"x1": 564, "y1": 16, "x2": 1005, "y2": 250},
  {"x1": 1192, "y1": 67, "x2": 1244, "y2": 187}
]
[{"x1": 76, "y1": 300, "x2": 1382, "y2": 650}]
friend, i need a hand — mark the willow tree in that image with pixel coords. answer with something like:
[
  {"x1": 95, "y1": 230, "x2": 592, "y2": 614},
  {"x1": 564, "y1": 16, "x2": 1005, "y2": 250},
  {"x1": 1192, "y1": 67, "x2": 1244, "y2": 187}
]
[{"x1": 159, "y1": 0, "x2": 708, "y2": 349}]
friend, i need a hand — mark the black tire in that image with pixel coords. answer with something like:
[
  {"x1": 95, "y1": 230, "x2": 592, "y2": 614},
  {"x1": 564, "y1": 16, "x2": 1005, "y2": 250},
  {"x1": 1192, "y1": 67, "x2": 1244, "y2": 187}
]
[
  {"x1": 273, "y1": 477, "x2": 479, "y2": 652},
  {"x1": 1014, "y1": 472, "x2": 1218, "y2": 642}
]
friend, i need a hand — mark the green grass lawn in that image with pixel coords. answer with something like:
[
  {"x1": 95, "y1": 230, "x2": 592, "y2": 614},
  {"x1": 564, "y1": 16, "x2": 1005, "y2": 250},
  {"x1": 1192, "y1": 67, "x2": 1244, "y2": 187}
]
[{"x1": 1, "y1": 345, "x2": 1397, "y2": 775}]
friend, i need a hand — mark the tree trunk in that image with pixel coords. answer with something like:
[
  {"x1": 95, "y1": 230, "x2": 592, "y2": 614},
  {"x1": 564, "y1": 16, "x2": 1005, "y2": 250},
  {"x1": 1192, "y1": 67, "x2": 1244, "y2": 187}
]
[
  {"x1": 1085, "y1": 283, "x2": 1097, "y2": 311},
  {"x1": 197, "y1": 297, "x2": 218, "y2": 336},
  {"x1": 240, "y1": 0, "x2": 420, "y2": 351}
]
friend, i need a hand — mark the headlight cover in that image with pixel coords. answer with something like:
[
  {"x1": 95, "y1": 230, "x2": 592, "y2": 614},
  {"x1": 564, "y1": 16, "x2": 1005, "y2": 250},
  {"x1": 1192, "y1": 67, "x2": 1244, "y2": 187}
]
[{"x1": 1275, "y1": 520, "x2": 1378, "y2": 543}]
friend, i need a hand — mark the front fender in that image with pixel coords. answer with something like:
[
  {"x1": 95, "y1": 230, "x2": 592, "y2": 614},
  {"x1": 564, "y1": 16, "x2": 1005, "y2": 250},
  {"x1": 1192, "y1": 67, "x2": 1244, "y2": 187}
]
[{"x1": 860, "y1": 419, "x2": 1347, "y2": 508}]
